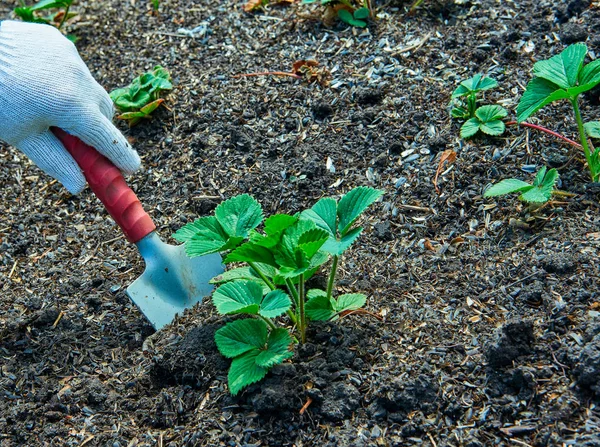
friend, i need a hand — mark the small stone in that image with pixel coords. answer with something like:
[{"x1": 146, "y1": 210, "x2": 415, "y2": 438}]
[{"x1": 560, "y1": 23, "x2": 588, "y2": 44}]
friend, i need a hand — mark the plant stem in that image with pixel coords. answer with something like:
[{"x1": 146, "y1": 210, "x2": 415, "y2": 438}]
[
  {"x1": 258, "y1": 315, "x2": 277, "y2": 331},
  {"x1": 285, "y1": 278, "x2": 299, "y2": 325},
  {"x1": 299, "y1": 273, "x2": 306, "y2": 344},
  {"x1": 571, "y1": 99, "x2": 598, "y2": 181},
  {"x1": 58, "y1": 5, "x2": 70, "y2": 29},
  {"x1": 468, "y1": 93, "x2": 477, "y2": 118},
  {"x1": 326, "y1": 255, "x2": 339, "y2": 300},
  {"x1": 505, "y1": 121, "x2": 582, "y2": 149},
  {"x1": 249, "y1": 262, "x2": 275, "y2": 290}
]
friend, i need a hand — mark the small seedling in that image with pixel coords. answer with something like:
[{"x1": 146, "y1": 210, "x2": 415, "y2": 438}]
[
  {"x1": 451, "y1": 74, "x2": 499, "y2": 119},
  {"x1": 151, "y1": 0, "x2": 159, "y2": 11},
  {"x1": 14, "y1": 0, "x2": 77, "y2": 35},
  {"x1": 484, "y1": 166, "x2": 559, "y2": 204},
  {"x1": 109, "y1": 66, "x2": 172, "y2": 126},
  {"x1": 517, "y1": 43, "x2": 600, "y2": 181},
  {"x1": 174, "y1": 187, "x2": 383, "y2": 395},
  {"x1": 303, "y1": 0, "x2": 371, "y2": 28}
]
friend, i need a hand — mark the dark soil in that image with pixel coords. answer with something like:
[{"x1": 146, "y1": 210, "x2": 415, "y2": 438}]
[{"x1": 1, "y1": 0, "x2": 600, "y2": 445}]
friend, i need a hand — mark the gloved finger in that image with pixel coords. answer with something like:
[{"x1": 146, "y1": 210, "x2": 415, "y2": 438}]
[
  {"x1": 17, "y1": 130, "x2": 86, "y2": 194},
  {"x1": 62, "y1": 111, "x2": 141, "y2": 174},
  {"x1": 97, "y1": 86, "x2": 116, "y2": 120}
]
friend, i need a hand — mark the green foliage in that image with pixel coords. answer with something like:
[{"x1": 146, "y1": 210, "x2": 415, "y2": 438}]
[
  {"x1": 517, "y1": 43, "x2": 600, "y2": 181},
  {"x1": 302, "y1": 0, "x2": 370, "y2": 28},
  {"x1": 176, "y1": 187, "x2": 383, "y2": 395},
  {"x1": 450, "y1": 74, "x2": 499, "y2": 120},
  {"x1": 460, "y1": 105, "x2": 508, "y2": 139},
  {"x1": 109, "y1": 66, "x2": 173, "y2": 126},
  {"x1": 484, "y1": 166, "x2": 559, "y2": 204},
  {"x1": 584, "y1": 122, "x2": 600, "y2": 139},
  {"x1": 151, "y1": 0, "x2": 159, "y2": 11},
  {"x1": 14, "y1": 0, "x2": 76, "y2": 32}
]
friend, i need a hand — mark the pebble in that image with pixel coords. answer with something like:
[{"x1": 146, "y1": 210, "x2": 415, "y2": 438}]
[
  {"x1": 404, "y1": 154, "x2": 420, "y2": 163},
  {"x1": 521, "y1": 164, "x2": 537, "y2": 173}
]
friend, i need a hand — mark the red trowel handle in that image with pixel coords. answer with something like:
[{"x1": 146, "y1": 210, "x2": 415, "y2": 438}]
[{"x1": 52, "y1": 127, "x2": 156, "y2": 243}]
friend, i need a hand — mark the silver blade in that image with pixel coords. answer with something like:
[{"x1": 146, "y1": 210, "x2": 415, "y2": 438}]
[{"x1": 127, "y1": 232, "x2": 224, "y2": 330}]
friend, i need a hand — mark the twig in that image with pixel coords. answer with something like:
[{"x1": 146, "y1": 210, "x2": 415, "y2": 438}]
[
  {"x1": 8, "y1": 260, "x2": 18, "y2": 279},
  {"x1": 506, "y1": 121, "x2": 582, "y2": 148},
  {"x1": 52, "y1": 311, "x2": 65, "y2": 328},
  {"x1": 394, "y1": 32, "x2": 432, "y2": 55},
  {"x1": 299, "y1": 397, "x2": 313, "y2": 415},
  {"x1": 233, "y1": 71, "x2": 301, "y2": 79}
]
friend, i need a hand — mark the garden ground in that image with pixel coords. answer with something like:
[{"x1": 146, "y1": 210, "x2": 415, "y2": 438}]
[{"x1": 1, "y1": 0, "x2": 600, "y2": 445}]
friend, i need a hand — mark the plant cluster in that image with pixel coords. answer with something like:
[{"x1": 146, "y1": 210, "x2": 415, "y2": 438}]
[
  {"x1": 14, "y1": 0, "x2": 76, "y2": 35},
  {"x1": 174, "y1": 187, "x2": 383, "y2": 395},
  {"x1": 450, "y1": 43, "x2": 600, "y2": 205},
  {"x1": 109, "y1": 66, "x2": 172, "y2": 126},
  {"x1": 303, "y1": 0, "x2": 371, "y2": 28}
]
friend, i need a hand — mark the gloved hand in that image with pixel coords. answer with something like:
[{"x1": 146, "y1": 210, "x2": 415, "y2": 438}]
[{"x1": 0, "y1": 21, "x2": 140, "y2": 194}]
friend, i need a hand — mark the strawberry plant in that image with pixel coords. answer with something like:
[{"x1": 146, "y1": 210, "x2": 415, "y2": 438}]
[
  {"x1": 109, "y1": 66, "x2": 172, "y2": 126},
  {"x1": 174, "y1": 187, "x2": 383, "y2": 395},
  {"x1": 450, "y1": 74, "x2": 507, "y2": 138},
  {"x1": 517, "y1": 43, "x2": 600, "y2": 181},
  {"x1": 14, "y1": 0, "x2": 77, "y2": 34},
  {"x1": 302, "y1": 0, "x2": 371, "y2": 28},
  {"x1": 484, "y1": 166, "x2": 559, "y2": 204}
]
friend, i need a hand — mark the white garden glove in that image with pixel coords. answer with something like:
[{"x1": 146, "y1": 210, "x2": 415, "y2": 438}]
[{"x1": 0, "y1": 21, "x2": 140, "y2": 194}]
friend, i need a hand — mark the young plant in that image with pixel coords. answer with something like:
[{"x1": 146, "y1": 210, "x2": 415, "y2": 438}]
[
  {"x1": 151, "y1": 0, "x2": 159, "y2": 11},
  {"x1": 14, "y1": 0, "x2": 76, "y2": 32},
  {"x1": 109, "y1": 66, "x2": 172, "y2": 126},
  {"x1": 450, "y1": 74, "x2": 508, "y2": 139},
  {"x1": 517, "y1": 43, "x2": 600, "y2": 181},
  {"x1": 484, "y1": 166, "x2": 559, "y2": 204},
  {"x1": 174, "y1": 187, "x2": 383, "y2": 395},
  {"x1": 303, "y1": 0, "x2": 371, "y2": 28},
  {"x1": 451, "y1": 74, "x2": 499, "y2": 119}
]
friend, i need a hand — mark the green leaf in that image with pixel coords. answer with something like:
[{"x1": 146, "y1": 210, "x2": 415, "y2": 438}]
[
  {"x1": 264, "y1": 214, "x2": 298, "y2": 236},
  {"x1": 306, "y1": 290, "x2": 335, "y2": 321},
  {"x1": 520, "y1": 168, "x2": 558, "y2": 203},
  {"x1": 532, "y1": 166, "x2": 548, "y2": 187},
  {"x1": 349, "y1": 18, "x2": 367, "y2": 27},
  {"x1": 460, "y1": 118, "x2": 481, "y2": 138},
  {"x1": 210, "y1": 267, "x2": 263, "y2": 284},
  {"x1": 297, "y1": 228, "x2": 329, "y2": 258},
  {"x1": 484, "y1": 179, "x2": 533, "y2": 197},
  {"x1": 30, "y1": 0, "x2": 66, "y2": 11},
  {"x1": 334, "y1": 293, "x2": 367, "y2": 312},
  {"x1": 215, "y1": 194, "x2": 263, "y2": 239},
  {"x1": 224, "y1": 242, "x2": 277, "y2": 266},
  {"x1": 259, "y1": 290, "x2": 291, "y2": 318},
  {"x1": 301, "y1": 197, "x2": 337, "y2": 237},
  {"x1": 140, "y1": 99, "x2": 163, "y2": 115},
  {"x1": 451, "y1": 106, "x2": 469, "y2": 119},
  {"x1": 321, "y1": 226, "x2": 362, "y2": 256},
  {"x1": 337, "y1": 9, "x2": 353, "y2": 25},
  {"x1": 173, "y1": 216, "x2": 241, "y2": 257},
  {"x1": 579, "y1": 59, "x2": 600, "y2": 88},
  {"x1": 115, "y1": 90, "x2": 151, "y2": 111},
  {"x1": 479, "y1": 120, "x2": 505, "y2": 136},
  {"x1": 452, "y1": 74, "x2": 498, "y2": 98},
  {"x1": 212, "y1": 281, "x2": 263, "y2": 316},
  {"x1": 584, "y1": 121, "x2": 600, "y2": 139},
  {"x1": 254, "y1": 328, "x2": 293, "y2": 368},
  {"x1": 516, "y1": 77, "x2": 570, "y2": 123},
  {"x1": 475, "y1": 104, "x2": 508, "y2": 122},
  {"x1": 532, "y1": 43, "x2": 587, "y2": 89},
  {"x1": 228, "y1": 350, "x2": 268, "y2": 395},
  {"x1": 337, "y1": 187, "x2": 383, "y2": 235},
  {"x1": 353, "y1": 7, "x2": 370, "y2": 19},
  {"x1": 215, "y1": 319, "x2": 268, "y2": 359}
]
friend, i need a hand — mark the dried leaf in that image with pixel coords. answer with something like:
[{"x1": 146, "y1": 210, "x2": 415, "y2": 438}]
[
  {"x1": 243, "y1": 0, "x2": 263, "y2": 12},
  {"x1": 292, "y1": 60, "x2": 331, "y2": 86},
  {"x1": 423, "y1": 239, "x2": 435, "y2": 251},
  {"x1": 433, "y1": 149, "x2": 457, "y2": 194}
]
